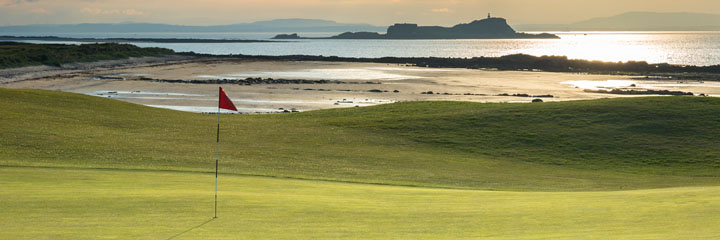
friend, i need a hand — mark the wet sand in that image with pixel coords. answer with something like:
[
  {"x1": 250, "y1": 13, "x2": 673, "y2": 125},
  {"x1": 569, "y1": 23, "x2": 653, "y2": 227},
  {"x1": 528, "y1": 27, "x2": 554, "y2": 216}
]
[{"x1": 3, "y1": 57, "x2": 719, "y2": 113}]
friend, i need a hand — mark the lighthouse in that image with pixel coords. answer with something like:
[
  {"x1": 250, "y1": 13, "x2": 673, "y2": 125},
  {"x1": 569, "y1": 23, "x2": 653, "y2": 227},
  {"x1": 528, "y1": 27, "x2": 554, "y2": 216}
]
[{"x1": 488, "y1": 13, "x2": 491, "y2": 19}]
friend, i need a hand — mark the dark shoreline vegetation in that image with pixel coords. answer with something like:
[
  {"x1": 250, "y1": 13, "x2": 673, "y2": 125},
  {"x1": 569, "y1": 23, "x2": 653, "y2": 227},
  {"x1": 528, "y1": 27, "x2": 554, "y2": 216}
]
[
  {"x1": 0, "y1": 42, "x2": 174, "y2": 69},
  {"x1": 199, "y1": 53, "x2": 720, "y2": 80},
  {"x1": 0, "y1": 36, "x2": 277, "y2": 43}
]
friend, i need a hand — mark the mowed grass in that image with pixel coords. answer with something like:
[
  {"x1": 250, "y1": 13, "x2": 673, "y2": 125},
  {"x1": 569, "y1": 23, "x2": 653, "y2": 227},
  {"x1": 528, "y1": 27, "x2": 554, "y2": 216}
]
[
  {"x1": 3, "y1": 88, "x2": 720, "y2": 239},
  {"x1": 2, "y1": 167, "x2": 720, "y2": 239},
  {"x1": 2, "y1": 88, "x2": 720, "y2": 190}
]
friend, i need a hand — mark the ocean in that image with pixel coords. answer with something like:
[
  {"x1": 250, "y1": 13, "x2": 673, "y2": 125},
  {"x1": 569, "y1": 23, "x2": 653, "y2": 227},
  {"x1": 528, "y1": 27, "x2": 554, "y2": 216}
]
[{"x1": 6, "y1": 31, "x2": 720, "y2": 66}]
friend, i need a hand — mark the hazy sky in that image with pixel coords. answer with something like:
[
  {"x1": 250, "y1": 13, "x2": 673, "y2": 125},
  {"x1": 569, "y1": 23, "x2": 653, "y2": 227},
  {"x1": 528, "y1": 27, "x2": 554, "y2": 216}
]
[{"x1": 1, "y1": 0, "x2": 719, "y2": 26}]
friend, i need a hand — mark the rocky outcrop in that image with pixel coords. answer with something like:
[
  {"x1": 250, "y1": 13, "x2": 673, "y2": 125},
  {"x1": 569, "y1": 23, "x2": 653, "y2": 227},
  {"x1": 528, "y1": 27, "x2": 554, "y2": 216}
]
[
  {"x1": 332, "y1": 18, "x2": 559, "y2": 39},
  {"x1": 383, "y1": 18, "x2": 520, "y2": 39},
  {"x1": 93, "y1": 75, "x2": 381, "y2": 85},
  {"x1": 272, "y1": 33, "x2": 301, "y2": 39},
  {"x1": 275, "y1": 17, "x2": 559, "y2": 40}
]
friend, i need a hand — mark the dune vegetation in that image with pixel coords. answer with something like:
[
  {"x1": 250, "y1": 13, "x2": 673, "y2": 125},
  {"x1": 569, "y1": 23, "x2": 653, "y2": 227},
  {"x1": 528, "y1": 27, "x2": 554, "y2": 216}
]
[
  {"x1": 0, "y1": 42, "x2": 174, "y2": 69},
  {"x1": 2, "y1": 88, "x2": 720, "y2": 190}
]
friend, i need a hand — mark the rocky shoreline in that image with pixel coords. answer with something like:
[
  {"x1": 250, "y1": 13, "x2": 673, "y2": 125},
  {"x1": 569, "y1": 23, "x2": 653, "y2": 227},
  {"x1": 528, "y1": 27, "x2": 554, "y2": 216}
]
[
  {"x1": 584, "y1": 89, "x2": 696, "y2": 96},
  {"x1": 184, "y1": 53, "x2": 720, "y2": 79},
  {"x1": 94, "y1": 75, "x2": 382, "y2": 85}
]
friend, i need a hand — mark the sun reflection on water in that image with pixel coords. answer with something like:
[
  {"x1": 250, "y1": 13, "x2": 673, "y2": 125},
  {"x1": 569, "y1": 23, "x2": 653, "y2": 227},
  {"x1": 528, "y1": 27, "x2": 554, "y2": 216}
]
[{"x1": 517, "y1": 33, "x2": 676, "y2": 63}]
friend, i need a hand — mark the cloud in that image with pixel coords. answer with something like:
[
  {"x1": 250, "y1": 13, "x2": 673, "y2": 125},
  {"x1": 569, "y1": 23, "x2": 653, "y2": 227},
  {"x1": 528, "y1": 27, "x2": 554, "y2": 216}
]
[
  {"x1": 81, "y1": 7, "x2": 118, "y2": 15},
  {"x1": 28, "y1": 7, "x2": 49, "y2": 14},
  {"x1": 122, "y1": 9, "x2": 144, "y2": 15},
  {"x1": 431, "y1": 8, "x2": 450, "y2": 13},
  {"x1": 0, "y1": 0, "x2": 38, "y2": 7},
  {"x1": 81, "y1": 7, "x2": 145, "y2": 15}
]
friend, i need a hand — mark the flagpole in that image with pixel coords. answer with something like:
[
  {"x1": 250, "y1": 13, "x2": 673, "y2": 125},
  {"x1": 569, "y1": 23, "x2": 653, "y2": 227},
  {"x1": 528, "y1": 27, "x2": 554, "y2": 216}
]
[
  {"x1": 215, "y1": 87, "x2": 237, "y2": 219},
  {"x1": 215, "y1": 101, "x2": 220, "y2": 218}
]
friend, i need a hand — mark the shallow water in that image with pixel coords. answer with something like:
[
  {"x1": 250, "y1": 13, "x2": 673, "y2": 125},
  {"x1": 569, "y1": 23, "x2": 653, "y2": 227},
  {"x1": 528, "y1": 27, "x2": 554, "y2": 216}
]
[
  {"x1": 561, "y1": 80, "x2": 638, "y2": 90},
  {"x1": 562, "y1": 80, "x2": 720, "y2": 91},
  {"x1": 197, "y1": 67, "x2": 424, "y2": 81},
  {"x1": 91, "y1": 90, "x2": 206, "y2": 97}
]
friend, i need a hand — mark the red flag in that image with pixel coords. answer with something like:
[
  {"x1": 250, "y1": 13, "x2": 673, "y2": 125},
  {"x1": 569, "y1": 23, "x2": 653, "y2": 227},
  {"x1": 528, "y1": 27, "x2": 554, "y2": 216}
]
[{"x1": 218, "y1": 87, "x2": 237, "y2": 111}]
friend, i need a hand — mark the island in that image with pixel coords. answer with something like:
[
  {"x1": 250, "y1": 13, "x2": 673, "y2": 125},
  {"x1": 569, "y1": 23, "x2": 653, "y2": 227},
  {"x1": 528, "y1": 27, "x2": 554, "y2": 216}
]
[{"x1": 274, "y1": 16, "x2": 559, "y2": 40}]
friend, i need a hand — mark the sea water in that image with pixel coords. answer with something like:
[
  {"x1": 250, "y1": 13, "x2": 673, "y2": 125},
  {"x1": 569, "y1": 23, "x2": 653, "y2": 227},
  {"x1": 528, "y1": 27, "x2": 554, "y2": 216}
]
[
  {"x1": 131, "y1": 31, "x2": 720, "y2": 66},
  {"x1": 5, "y1": 31, "x2": 720, "y2": 66}
]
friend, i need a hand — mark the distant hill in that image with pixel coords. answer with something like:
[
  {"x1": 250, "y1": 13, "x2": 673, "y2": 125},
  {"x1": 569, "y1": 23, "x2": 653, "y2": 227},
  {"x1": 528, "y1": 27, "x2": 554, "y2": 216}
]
[
  {"x1": 516, "y1": 12, "x2": 720, "y2": 31},
  {"x1": 0, "y1": 19, "x2": 386, "y2": 33}
]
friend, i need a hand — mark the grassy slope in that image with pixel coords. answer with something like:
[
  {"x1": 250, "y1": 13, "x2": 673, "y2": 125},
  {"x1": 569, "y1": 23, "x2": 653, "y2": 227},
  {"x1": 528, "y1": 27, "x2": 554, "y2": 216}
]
[
  {"x1": 0, "y1": 42, "x2": 174, "y2": 68},
  {"x1": 3, "y1": 89, "x2": 720, "y2": 239},
  {"x1": 2, "y1": 88, "x2": 720, "y2": 190},
  {"x1": 2, "y1": 167, "x2": 719, "y2": 239}
]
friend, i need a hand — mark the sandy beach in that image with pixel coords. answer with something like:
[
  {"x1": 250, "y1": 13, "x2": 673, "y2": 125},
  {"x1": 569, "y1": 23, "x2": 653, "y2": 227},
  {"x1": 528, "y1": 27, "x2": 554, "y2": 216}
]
[{"x1": 3, "y1": 56, "x2": 718, "y2": 113}]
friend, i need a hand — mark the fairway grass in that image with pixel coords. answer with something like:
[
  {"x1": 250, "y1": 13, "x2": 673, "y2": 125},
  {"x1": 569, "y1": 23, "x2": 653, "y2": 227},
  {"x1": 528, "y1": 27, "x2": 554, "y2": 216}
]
[{"x1": 2, "y1": 166, "x2": 720, "y2": 239}]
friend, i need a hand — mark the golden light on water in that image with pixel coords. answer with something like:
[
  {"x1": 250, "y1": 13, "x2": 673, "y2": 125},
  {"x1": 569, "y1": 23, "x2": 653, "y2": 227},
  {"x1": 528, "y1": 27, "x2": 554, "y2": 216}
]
[
  {"x1": 561, "y1": 34, "x2": 656, "y2": 62},
  {"x1": 125, "y1": 31, "x2": 718, "y2": 66},
  {"x1": 519, "y1": 32, "x2": 674, "y2": 63}
]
